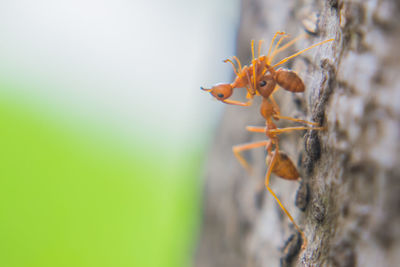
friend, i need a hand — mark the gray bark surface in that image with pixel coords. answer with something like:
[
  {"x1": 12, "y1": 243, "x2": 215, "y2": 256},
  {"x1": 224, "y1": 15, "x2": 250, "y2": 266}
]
[{"x1": 195, "y1": 0, "x2": 400, "y2": 266}]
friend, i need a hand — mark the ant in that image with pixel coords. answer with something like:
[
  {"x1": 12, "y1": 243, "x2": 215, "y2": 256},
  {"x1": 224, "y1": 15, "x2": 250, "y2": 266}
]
[
  {"x1": 201, "y1": 33, "x2": 334, "y2": 249},
  {"x1": 232, "y1": 73, "x2": 326, "y2": 249},
  {"x1": 201, "y1": 31, "x2": 333, "y2": 107}
]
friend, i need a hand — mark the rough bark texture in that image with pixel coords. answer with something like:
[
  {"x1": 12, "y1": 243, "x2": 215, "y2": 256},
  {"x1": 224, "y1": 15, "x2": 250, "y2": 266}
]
[{"x1": 195, "y1": 0, "x2": 400, "y2": 266}]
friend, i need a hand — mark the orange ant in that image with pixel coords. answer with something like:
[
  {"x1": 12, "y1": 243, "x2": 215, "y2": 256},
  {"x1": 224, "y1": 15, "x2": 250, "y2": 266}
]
[
  {"x1": 201, "y1": 31, "x2": 333, "y2": 107},
  {"x1": 231, "y1": 73, "x2": 325, "y2": 250},
  {"x1": 201, "y1": 32, "x2": 334, "y2": 249}
]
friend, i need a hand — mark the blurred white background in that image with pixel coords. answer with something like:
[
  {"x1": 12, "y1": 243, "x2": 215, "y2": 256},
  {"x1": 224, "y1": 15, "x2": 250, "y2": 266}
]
[{"x1": 0, "y1": 0, "x2": 240, "y2": 148}]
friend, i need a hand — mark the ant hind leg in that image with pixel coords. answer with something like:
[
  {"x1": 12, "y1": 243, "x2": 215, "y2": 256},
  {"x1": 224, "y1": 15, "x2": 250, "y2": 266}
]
[
  {"x1": 232, "y1": 56, "x2": 242, "y2": 72},
  {"x1": 265, "y1": 149, "x2": 307, "y2": 249}
]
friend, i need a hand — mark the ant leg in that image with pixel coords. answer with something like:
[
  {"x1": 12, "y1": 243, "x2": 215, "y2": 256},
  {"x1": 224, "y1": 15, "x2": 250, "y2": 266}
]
[
  {"x1": 269, "y1": 33, "x2": 305, "y2": 64},
  {"x1": 246, "y1": 90, "x2": 259, "y2": 99},
  {"x1": 247, "y1": 125, "x2": 324, "y2": 135},
  {"x1": 265, "y1": 149, "x2": 307, "y2": 249},
  {"x1": 223, "y1": 59, "x2": 240, "y2": 77},
  {"x1": 275, "y1": 35, "x2": 289, "y2": 50},
  {"x1": 232, "y1": 56, "x2": 242, "y2": 72},
  {"x1": 245, "y1": 68, "x2": 256, "y2": 96},
  {"x1": 268, "y1": 126, "x2": 325, "y2": 135},
  {"x1": 233, "y1": 140, "x2": 271, "y2": 173},
  {"x1": 253, "y1": 63, "x2": 257, "y2": 91},
  {"x1": 222, "y1": 98, "x2": 253, "y2": 107},
  {"x1": 251, "y1": 39, "x2": 255, "y2": 60},
  {"x1": 267, "y1": 31, "x2": 286, "y2": 59},
  {"x1": 246, "y1": 126, "x2": 266, "y2": 133},
  {"x1": 272, "y1": 38, "x2": 334, "y2": 68},
  {"x1": 274, "y1": 115, "x2": 320, "y2": 126},
  {"x1": 251, "y1": 40, "x2": 258, "y2": 91},
  {"x1": 258, "y1": 40, "x2": 264, "y2": 58},
  {"x1": 267, "y1": 34, "x2": 290, "y2": 64}
]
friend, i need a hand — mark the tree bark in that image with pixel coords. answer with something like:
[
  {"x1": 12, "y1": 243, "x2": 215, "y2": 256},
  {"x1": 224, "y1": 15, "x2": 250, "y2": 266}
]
[{"x1": 195, "y1": 0, "x2": 400, "y2": 266}]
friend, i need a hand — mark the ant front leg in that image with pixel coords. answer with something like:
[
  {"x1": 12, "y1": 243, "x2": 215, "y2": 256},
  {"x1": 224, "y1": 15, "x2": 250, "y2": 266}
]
[
  {"x1": 232, "y1": 140, "x2": 271, "y2": 174},
  {"x1": 224, "y1": 56, "x2": 244, "y2": 78},
  {"x1": 202, "y1": 83, "x2": 253, "y2": 106},
  {"x1": 223, "y1": 58, "x2": 241, "y2": 77},
  {"x1": 222, "y1": 98, "x2": 253, "y2": 107}
]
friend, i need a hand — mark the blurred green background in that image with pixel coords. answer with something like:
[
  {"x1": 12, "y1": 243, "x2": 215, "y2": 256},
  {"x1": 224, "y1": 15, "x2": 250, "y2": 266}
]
[{"x1": 0, "y1": 1, "x2": 239, "y2": 266}]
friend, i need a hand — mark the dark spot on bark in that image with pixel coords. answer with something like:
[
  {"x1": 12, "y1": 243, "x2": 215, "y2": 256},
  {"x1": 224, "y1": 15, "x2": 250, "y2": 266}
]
[
  {"x1": 372, "y1": 169, "x2": 400, "y2": 249},
  {"x1": 372, "y1": 69, "x2": 384, "y2": 85},
  {"x1": 305, "y1": 130, "x2": 321, "y2": 162},
  {"x1": 341, "y1": 202, "x2": 349, "y2": 217},
  {"x1": 280, "y1": 232, "x2": 302, "y2": 267},
  {"x1": 297, "y1": 151, "x2": 303, "y2": 169},
  {"x1": 340, "y1": 3, "x2": 368, "y2": 52},
  {"x1": 372, "y1": 3, "x2": 398, "y2": 32},
  {"x1": 312, "y1": 198, "x2": 326, "y2": 223},
  {"x1": 254, "y1": 190, "x2": 265, "y2": 210},
  {"x1": 292, "y1": 94, "x2": 304, "y2": 110},
  {"x1": 330, "y1": 239, "x2": 356, "y2": 267},
  {"x1": 373, "y1": 219, "x2": 395, "y2": 249},
  {"x1": 343, "y1": 2, "x2": 366, "y2": 27},
  {"x1": 312, "y1": 59, "x2": 336, "y2": 125},
  {"x1": 348, "y1": 163, "x2": 364, "y2": 173},
  {"x1": 239, "y1": 218, "x2": 252, "y2": 236},
  {"x1": 328, "y1": 0, "x2": 338, "y2": 8},
  {"x1": 295, "y1": 180, "x2": 309, "y2": 211},
  {"x1": 303, "y1": 130, "x2": 321, "y2": 175},
  {"x1": 303, "y1": 157, "x2": 314, "y2": 177}
]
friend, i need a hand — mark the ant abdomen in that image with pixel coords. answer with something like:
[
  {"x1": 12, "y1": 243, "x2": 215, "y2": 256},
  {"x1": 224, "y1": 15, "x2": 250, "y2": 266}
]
[
  {"x1": 275, "y1": 69, "x2": 305, "y2": 93},
  {"x1": 266, "y1": 151, "x2": 300, "y2": 180}
]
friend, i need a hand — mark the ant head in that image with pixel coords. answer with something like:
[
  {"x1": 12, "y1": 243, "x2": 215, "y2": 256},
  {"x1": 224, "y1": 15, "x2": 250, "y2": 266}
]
[{"x1": 201, "y1": 83, "x2": 233, "y2": 101}]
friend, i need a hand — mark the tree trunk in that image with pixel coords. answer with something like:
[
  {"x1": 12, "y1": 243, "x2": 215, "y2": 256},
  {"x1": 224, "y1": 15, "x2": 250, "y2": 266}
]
[{"x1": 195, "y1": 0, "x2": 400, "y2": 266}]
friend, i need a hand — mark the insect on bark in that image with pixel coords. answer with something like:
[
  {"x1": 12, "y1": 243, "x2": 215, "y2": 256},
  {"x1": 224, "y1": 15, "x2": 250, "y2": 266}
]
[{"x1": 202, "y1": 32, "x2": 334, "y2": 250}]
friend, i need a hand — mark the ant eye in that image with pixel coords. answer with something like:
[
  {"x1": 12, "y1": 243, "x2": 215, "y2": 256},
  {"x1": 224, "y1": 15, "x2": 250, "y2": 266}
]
[
  {"x1": 217, "y1": 93, "x2": 224, "y2": 98},
  {"x1": 259, "y1": 80, "x2": 267, "y2": 87}
]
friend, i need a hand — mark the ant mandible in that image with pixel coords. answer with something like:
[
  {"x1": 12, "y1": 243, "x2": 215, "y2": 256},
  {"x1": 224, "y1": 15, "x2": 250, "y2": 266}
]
[{"x1": 201, "y1": 32, "x2": 333, "y2": 106}]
